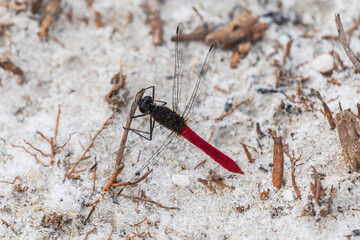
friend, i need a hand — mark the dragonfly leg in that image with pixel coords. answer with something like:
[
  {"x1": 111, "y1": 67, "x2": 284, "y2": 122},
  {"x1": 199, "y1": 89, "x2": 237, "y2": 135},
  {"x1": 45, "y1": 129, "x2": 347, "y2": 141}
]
[{"x1": 124, "y1": 116, "x2": 155, "y2": 141}]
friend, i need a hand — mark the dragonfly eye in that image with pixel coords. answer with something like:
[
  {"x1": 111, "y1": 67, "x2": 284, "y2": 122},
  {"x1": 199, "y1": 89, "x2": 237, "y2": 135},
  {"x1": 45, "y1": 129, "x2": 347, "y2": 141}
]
[{"x1": 138, "y1": 96, "x2": 153, "y2": 113}]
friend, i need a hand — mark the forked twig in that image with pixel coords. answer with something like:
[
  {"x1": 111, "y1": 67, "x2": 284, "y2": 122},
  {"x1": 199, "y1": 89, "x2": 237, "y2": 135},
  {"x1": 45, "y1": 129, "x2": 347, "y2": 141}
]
[
  {"x1": 284, "y1": 145, "x2": 302, "y2": 200},
  {"x1": 68, "y1": 111, "x2": 116, "y2": 178}
]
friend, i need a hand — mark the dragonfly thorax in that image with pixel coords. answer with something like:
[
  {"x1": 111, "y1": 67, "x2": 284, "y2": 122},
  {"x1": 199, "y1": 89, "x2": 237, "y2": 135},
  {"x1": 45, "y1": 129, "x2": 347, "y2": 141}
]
[{"x1": 138, "y1": 96, "x2": 156, "y2": 114}]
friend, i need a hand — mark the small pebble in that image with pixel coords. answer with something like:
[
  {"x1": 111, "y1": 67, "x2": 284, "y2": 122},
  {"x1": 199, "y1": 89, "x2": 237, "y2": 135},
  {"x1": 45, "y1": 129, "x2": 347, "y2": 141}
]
[
  {"x1": 311, "y1": 54, "x2": 334, "y2": 73},
  {"x1": 282, "y1": 189, "x2": 294, "y2": 201},
  {"x1": 172, "y1": 174, "x2": 190, "y2": 188},
  {"x1": 225, "y1": 98, "x2": 233, "y2": 112}
]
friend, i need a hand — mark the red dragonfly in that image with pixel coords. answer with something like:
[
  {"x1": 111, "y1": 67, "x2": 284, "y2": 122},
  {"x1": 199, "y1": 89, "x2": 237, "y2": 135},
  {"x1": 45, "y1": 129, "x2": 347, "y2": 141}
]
[{"x1": 127, "y1": 24, "x2": 244, "y2": 175}]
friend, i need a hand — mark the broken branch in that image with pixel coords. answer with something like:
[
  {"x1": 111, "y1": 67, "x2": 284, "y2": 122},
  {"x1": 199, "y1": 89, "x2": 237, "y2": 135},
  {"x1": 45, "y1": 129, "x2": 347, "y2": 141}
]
[
  {"x1": 102, "y1": 89, "x2": 145, "y2": 191},
  {"x1": 335, "y1": 13, "x2": 360, "y2": 73}
]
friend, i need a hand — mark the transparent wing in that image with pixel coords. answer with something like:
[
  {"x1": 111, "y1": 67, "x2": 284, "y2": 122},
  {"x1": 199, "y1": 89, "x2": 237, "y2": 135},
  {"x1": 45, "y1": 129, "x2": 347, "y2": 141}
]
[
  {"x1": 124, "y1": 124, "x2": 167, "y2": 153},
  {"x1": 173, "y1": 23, "x2": 191, "y2": 114},
  {"x1": 132, "y1": 131, "x2": 176, "y2": 176},
  {"x1": 182, "y1": 43, "x2": 217, "y2": 120}
]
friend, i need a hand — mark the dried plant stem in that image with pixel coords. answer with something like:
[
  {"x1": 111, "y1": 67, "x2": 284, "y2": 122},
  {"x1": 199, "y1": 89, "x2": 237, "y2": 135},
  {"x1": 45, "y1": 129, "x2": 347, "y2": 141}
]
[
  {"x1": 94, "y1": 11, "x2": 102, "y2": 29},
  {"x1": 194, "y1": 159, "x2": 207, "y2": 169},
  {"x1": 85, "y1": 193, "x2": 106, "y2": 207},
  {"x1": 335, "y1": 13, "x2": 360, "y2": 73},
  {"x1": 241, "y1": 143, "x2": 254, "y2": 164},
  {"x1": 84, "y1": 206, "x2": 96, "y2": 224},
  {"x1": 84, "y1": 227, "x2": 96, "y2": 240},
  {"x1": 146, "y1": 0, "x2": 163, "y2": 45},
  {"x1": 284, "y1": 146, "x2": 302, "y2": 200},
  {"x1": 119, "y1": 194, "x2": 179, "y2": 210},
  {"x1": 206, "y1": 126, "x2": 216, "y2": 142},
  {"x1": 68, "y1": 111, "x2": 116, "y2": 178},
  {"x1": 111, "y1": 169, "x2": 153, "y2": 187},
  {"x1": 102, "y1": 90, "x2": 145, "y2": 191},
  {"x1": 272, "y1": 131, "x2": 284, "y2": 189},
  {"x1": 11, "y1": 144, "x2": 48, "y2": 167},
  {"x1": 0, "y1": 1, "x2": 26, "y2": 11},
  {"x1": 259, "y1": 189, "x2": 270, "y2": 200},
  {"x1": 90, "y1": 158, "x2": 97, "y2": 198},
  {"x1": 0, "y1": 57, "x2": 25, "y2": 85},
  {"x1": 316, "y1": 91, "x2": 336, "y2": 129},
  {"x1": 63, "y1": 158, "x2": 70, "y2": 183},
  {"x1": 215, "y1": 98, "x2": 250, "y2": 121},
  {"x1": 105, "y1": 61, "x2": 126, "y2": 107},
  {"x1": 1, "y1": 219, "x2": 16, "y2": 234},
  {"x1": 107, "y1": 224, "x2": 116, "y2": 240}
]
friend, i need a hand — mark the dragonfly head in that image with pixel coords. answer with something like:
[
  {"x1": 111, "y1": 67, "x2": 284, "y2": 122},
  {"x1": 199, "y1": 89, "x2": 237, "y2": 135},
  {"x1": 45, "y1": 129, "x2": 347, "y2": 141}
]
[{"x1": 138, "y1": 96, "x2": 155, "y2": 113}]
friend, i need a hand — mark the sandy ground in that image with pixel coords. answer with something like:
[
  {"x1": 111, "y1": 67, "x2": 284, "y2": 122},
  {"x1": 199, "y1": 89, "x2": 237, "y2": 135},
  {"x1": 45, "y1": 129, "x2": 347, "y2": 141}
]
[{"x1": 1, "y1": 0, "x2": 360, "y2": 239}]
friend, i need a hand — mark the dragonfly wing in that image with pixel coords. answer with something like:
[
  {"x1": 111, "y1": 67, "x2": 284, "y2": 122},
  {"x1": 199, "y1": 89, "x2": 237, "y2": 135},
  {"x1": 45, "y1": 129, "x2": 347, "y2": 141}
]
[
  {"x1": 133, "y1": 131, "x2": 177, "y2": 176},
  {"x1": 173, "y1": 23, "x2": 191, "y2": 114},
  {"x1": 182, "y1": 43, "x2": 217, "y2": 120}
]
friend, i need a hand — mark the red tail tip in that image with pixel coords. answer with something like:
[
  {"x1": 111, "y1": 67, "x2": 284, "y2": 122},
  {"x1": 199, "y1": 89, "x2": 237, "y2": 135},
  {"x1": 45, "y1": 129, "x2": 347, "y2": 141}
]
[{"x1": 232, "y1": 166, "x2": 244, "y2": 174}]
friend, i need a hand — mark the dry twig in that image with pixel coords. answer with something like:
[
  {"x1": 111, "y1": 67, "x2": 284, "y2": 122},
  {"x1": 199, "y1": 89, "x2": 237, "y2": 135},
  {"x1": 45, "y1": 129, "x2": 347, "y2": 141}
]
[
  {"x1": 198, "y1": 170, "x2": 234, "y2": 193},
  {"x1": 105, "y1": 62, "x2": 127, "y2": 107},
  {"x1": 103, "y1": 90, "x2": 145, "y2": 191},
  {"x1": 0, "y1": 1, "x2": 26, "y2": 11},
  {"x1": 194, "y1": 159, "x2": 207, "y2": 169},
  {"x1": 335, "y1": 14, "x2": 360, "y2": 73},
  {"x1": 145, "y1": 0, "x2": 163, "y2": 45},
  {"x1": 215, "y1": 98, "x2": 250, "y2": 121},
  {"x1": 319, "y1": 186, "x2": 337, "y2": 216},
  {"x1": 38, "y1": 0, "x2": 62, "y2": 41},
  {"x1": 205, "y1": 10, "x2": 268, "y2": 49},
  {"x1": 213, "y1": 85, "x2": 228, "y2": 94},
  {"x1": 119, "y1": 194, "x2": 179, "y2": 210},
  {"x1": 230, "y1": 41, "x2": 251, "y2": 68},
  {"x1": 259, "y1": 189, "x2": 270, "y2": 200},
  {"x1": 310, "y1": 167, "x2": 327, "y2": 206},
  {"x1": 171, "y1": 24, "x2": 211, "y2": 42},
  {"x1": 281, "y1": 82, "x2": 323, "y2": 114},
  {"x1": 85, "y1": 193, "x2": 106, "y2": 207},
  {"x1": 206, "y1": 126, "x2": 216, "y2": 142},
  {"x1": 90, "y1": 158, "x2": 97, "y2": 198},
  {"x1": 68, "y1": 111, "x2": 116, "y2": 178},
  {"x1": 241, "y1": 143, "x2": 254, "y2": 164},
  {"x1": 30, "y1": 0, "x2": 43, "y2": 14},
  {"x1": 94, "y1": 11, "x2": 102, "y2": 29},
  {"x1": 316, "y1": 91, "x2": 336, "y2": 129},
  {"x1": 284, "y1": 145, "x2": 302, "y2": 199},
  {"x1": 0, "y1": 56, "x2": 24, "y2": 85},
  {"x1": 84, "y1": 227, "x2": 96, "y2": 240},
  {"x1": 111, "y1": 169, "x2": 153, "y2": 187},
  {"x1": 12, "y1": 105, "x2": 72, "y2": 167},
  {"x1": 107, "y1": 223, "x2": 116, "y2": 240},
  {"x1": 1, "y1": 219, "x2": 16, "y2": 234},
  {"x1": 272, "y1": 131, "x2": 284, "y2": 190}
]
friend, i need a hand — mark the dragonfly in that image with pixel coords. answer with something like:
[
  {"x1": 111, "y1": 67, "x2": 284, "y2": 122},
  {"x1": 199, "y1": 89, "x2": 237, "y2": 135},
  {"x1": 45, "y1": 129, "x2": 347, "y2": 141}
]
[{"x1": 126, "y1": 24, "x2": 244, "y2": 175}]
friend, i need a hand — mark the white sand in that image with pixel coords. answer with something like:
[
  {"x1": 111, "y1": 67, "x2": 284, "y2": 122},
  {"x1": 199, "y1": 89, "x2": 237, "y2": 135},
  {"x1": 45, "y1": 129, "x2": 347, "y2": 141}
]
[{"x1": 1, "y1": 0, "x2": 360, "y2": 239}]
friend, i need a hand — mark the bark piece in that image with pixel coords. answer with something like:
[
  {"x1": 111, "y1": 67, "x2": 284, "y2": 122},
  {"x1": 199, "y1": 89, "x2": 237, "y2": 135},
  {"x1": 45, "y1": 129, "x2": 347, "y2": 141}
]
[
  {"x1": 205, "y1": 10, "x2": 268, "y2": 49},
  {"x1": 335, "y1": 108, "x2": 360, "y2": 172},
  {"x1": 272, "y1": 132, "x2": 284, "y2": 189}
]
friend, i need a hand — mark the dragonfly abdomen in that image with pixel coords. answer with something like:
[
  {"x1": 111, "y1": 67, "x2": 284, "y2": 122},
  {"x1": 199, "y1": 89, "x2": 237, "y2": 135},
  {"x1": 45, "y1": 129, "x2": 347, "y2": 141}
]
[{"x1": 180, "y1": 126, "x2": 244, "y2": 174}]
